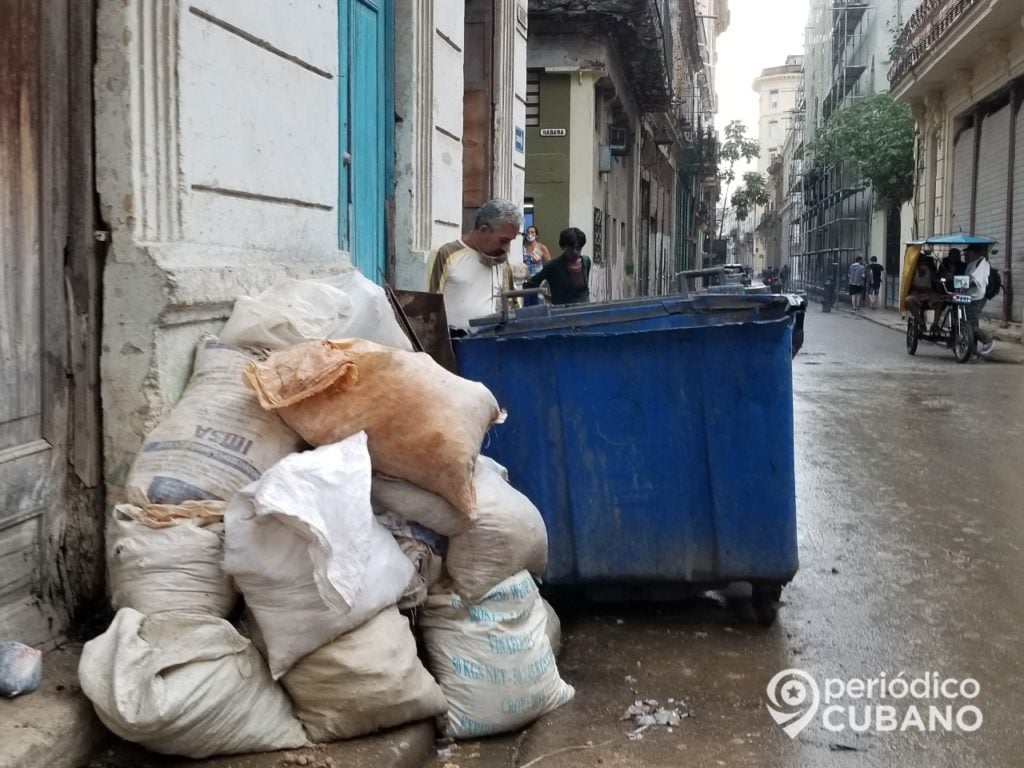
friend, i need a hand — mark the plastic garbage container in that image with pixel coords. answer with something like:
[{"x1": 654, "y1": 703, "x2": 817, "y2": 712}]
[{"x1": 454, "y1": 294, "x2": 798, "y2": 624}]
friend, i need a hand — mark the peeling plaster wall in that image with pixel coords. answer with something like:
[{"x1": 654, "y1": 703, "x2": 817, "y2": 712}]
[{"x1": 96, "y1": 0, "x2": 349, "y2": 499}]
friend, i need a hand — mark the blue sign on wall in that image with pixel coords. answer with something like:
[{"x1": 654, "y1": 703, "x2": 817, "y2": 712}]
[{"x1": 515, "y1": 126, "x2": 525, "y2": 154}]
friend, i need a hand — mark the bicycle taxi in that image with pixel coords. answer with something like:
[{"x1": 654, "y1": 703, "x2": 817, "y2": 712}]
[{"x1": 900, "y1": 233, "x2": 995, "y2": 363}]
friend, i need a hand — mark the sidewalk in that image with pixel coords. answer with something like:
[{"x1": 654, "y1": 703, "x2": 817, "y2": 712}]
[
  {"x1": 1, "y1": 644, "x2": 435, "y2": 768},
  {"x1": 828, "y1": 300, "x2": 1024, "y2": 363}
]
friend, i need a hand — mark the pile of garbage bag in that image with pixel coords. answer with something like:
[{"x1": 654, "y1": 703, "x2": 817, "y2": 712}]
[{"x1": 79, "y1": 272, "x2": 574, "y2": 759}]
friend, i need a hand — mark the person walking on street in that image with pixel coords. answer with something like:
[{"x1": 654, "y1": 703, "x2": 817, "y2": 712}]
[
  {"x1": 426, "y1": 199, "x2": 520, "y2": 330},
  {"x1": 848, "y1": 256, "x2": 866, "y2": 311},
  {"x1": 866, "y1": 256, "x2": 884, "y2": 309},
  {"x1": 779, "y1": 263, "x2": 790, "y2": 292}
]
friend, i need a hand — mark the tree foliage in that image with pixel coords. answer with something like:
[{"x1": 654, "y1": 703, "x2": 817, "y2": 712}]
[
  {"x1": 810, "y1": 92, "x2": 915, "y2": 210},
  {"x1": 717, "y1": 120, "x2": 760, "y2": 238},
  {"x1": 731, "y1": 172, "x2": 770, "y2": 222}
]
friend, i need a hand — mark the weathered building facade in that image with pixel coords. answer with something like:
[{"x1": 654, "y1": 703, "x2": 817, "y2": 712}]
[
  {"x1": 890, "y1": 0, "x2": 1024, "y2": 323},
  {"x1": 791, "y1": 0, "x2": 910, "y2": 305},
  {"x1": 753, "y1": 56, "x2": 802, "y2": 272},
  {"x1": 1, "y1": 0, "x2": 528, "y2": 645},
  {"x1": 524, "y1": 0, "x2": 725, "y2": 300}
]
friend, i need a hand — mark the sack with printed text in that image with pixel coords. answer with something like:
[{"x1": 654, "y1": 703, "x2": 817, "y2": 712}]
[
  {"x1": 125, "y1": 335, "x2": 305, "y2": 506},
  {"x1": 420, "y1": 571, "x2": 574, "y2": 738}
]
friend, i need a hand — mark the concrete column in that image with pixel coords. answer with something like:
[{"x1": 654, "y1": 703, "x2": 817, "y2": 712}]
[
  {"x1": 393, "y1": 0, "x2": 435, "y2": 288},
  {"x1": 568, "y1": 71, "x2": 597, "y2": 239}
]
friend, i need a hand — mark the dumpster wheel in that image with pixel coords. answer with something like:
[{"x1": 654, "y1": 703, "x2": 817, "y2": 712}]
[{"x1": 752, "y1": 584, "x2": 783, "y2": 626}]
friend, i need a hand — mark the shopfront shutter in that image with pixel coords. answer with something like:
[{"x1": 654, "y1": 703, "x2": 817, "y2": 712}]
[
  {"x1": 975, "y1": 106, "x2": 1011, "y2": 318},
  {"x1": 950, "y1": 126, "x2": 973, "y2": 234},
  {"x1": 975, "y1": 106, "x2": 1010, "y2": 244},
  {"x1": 1012, "y1": 101, "x2": 1024, "y2": 321}
]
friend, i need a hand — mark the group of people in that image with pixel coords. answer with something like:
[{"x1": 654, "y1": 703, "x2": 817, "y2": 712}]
[
  {"x1": 903, "y1": 245, "x2": 995, "y2": 354},
  {"x1": 426, "y1": 198, "x2": 591, "y2": 329},
  {"x1": 847, "y1": 256, "x2": 885, "y2": 310}
]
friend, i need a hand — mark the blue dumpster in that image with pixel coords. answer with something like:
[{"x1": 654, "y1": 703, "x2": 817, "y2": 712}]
[{"x1": 453, "y1": 294, "x2": 798, "y2": 623}]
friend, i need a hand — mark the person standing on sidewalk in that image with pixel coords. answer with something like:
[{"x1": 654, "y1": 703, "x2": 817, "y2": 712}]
[
  {"x1": 866, "y1": 256, "x2": 884, "y2": 309},
  {"x1": 848, "y1": 256, "x2": 866, "y2": 311},
  {"x1": 964, "y1": 245, "x2": 995, "y2": 355}
]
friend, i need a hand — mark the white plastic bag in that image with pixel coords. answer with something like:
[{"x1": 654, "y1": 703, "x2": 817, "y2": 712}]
[
  {"x1": 78, "y1": 609, "x2": 306, "y2": 758},
  {"x1": 280, "y1": 606, "x2": 447, "y2": 742},
  {"x1": 445, "y1": 462, "x2": 548, "y2": 603},
  {"x1": 125, "y1": 336, "x2": 305, "y2": 505},
  {"x1": 106, "y1": 501, "x2": 236, "y2": 618},
  {"x1": 420, "y1": 572, "x2": 574, "y2": 738},
  {"x1": 219, "y1": 272, "x2": 412, "y2": 351},
  {"x1": 223, "y1": 435, "x2": 415, "y2": 678},
  {"x1": 0, "y1": 642, "x2": 42, "y2": 698}
]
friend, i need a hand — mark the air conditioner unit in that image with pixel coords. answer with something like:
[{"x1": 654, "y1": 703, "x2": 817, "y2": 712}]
[{"x1": 608, "y1": 125, "x2": 629, "y2": 156}]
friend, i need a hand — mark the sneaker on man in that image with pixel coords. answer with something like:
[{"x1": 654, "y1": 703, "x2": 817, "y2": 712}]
[{"x1": 979, "y1": 340, "x2": 994, "y2": 356}]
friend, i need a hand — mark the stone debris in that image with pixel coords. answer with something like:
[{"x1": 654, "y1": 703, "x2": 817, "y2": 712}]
[{"x1": 621, "y1": 698, "x2": 689, "y2": 740}]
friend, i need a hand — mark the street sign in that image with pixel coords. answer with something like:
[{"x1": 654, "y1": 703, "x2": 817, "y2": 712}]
[{"x1": 539, "y1": 128, "x2": 566, "y2": 137}]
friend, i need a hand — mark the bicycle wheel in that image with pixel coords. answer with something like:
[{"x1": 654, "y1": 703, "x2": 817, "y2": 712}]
[
  {"x1": 906, "y1": 318, "x2": 919, "y2": 355},
  {"x1": 954, "y1": 319, "x2": 975, "y2": 363}
]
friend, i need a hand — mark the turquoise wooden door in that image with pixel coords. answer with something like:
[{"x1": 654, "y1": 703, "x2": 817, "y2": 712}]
[{"x1": 339, "y1": 0, "x2": 393, "y2": 283}]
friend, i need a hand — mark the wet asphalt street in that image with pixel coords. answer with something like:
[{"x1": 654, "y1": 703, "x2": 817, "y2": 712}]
[{"x1": 431, "y1": 308, "x2": 1024, "y2": 768}]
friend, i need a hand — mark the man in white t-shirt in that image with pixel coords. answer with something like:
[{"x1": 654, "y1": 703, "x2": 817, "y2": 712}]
[
  {"x1": 963, "y1": 245, "x2": 994, "y2": 355},
  {"x1": 427, "y1": 199, "x2": 521, "y2": 330}
]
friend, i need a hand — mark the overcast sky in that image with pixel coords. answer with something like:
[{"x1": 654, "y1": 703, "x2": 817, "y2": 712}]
[{"x1": 714, "y1": 0, "x2": 809, "y2": 173}]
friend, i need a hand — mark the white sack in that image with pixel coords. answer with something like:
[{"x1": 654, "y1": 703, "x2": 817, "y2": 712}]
[
  {"x1": 78, "y1": 608, "x2": 306, "y2": 758},
  {"x1": 125, "y1": 336, "x2": 305, "y2": 506},
  {"x1": 445, "y1": 463, "x2": 548, "y2": 603},
  {"x1": 223, "y1": 435, "x2": 415, "y2": 678},
  {"x1": 219, "y1": 271, "x2": 412, "y2": 351},
  {"x1": 280, "y1": 606, "x2": 447, "y2": 742},
  {"x1": 420, "y1": 572, "x2": 574, "y2": 739},
  {"x1": 106, "y1": 501, "x2": 236, "y2": 618},
  {"x1": 370, "y1": 456, "x2": 508, "y2": 537},
  {"x1": 542, "y1": 598, "x2": 562, "y2": 658}
]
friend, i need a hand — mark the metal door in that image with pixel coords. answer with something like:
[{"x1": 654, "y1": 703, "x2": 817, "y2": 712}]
[{"x1": 340, "y1": 0, "x2": 393, "y2": 284}]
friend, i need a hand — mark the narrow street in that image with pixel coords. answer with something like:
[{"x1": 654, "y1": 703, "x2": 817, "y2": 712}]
[{"x1": 422, "y1": 310, "x2": 1024, "y2": 768}]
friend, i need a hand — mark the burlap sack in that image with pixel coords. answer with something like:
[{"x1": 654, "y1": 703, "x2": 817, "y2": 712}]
[{"x1": 244, "y1": 339, "x2": 503, "y2": 521}]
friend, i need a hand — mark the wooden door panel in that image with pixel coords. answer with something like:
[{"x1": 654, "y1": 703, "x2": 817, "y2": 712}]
[
  {"x1": 0, "y1": 0, "x2": 61, "y2": 643},
  {"x1": 0, "y1": 0, "x2": 44, "y2": 454},
  {"x1": 462, "y1": 0, "x2": 492, "y2": 229}
]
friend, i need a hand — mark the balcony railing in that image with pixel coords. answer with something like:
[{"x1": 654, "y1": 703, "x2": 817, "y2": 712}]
[
  {"x1": 528, "y1": 0, "x2": 672, "y2": 109},
  {"x1": 889, "y1": 0, "x2": 981, "y2": 87}
]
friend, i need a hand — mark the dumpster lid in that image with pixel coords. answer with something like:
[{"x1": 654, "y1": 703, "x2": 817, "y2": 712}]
[{"x1": 465, "y1": 294, "x2": 792, "y2": 337}]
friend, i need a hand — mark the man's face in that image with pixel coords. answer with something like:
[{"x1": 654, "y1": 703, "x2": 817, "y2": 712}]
[{"x1": 477, "y1": 222, "x2": 520, "y2": 257}]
